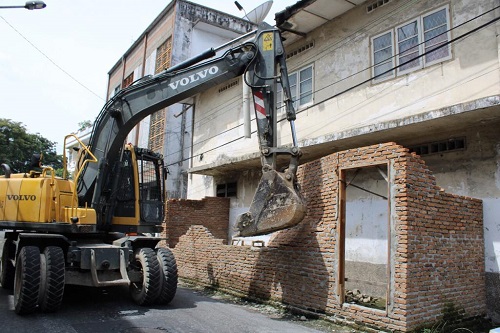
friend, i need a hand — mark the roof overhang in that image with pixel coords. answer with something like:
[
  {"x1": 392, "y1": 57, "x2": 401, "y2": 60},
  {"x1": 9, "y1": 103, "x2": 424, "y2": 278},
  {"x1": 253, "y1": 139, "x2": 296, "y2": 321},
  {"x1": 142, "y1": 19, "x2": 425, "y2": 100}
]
[
  {"x1": 275, "y1": 0, "x2": 367, "y2": 44},
  {"x1": 189, "y1": 96, "x2": 500, "y2": 176}
]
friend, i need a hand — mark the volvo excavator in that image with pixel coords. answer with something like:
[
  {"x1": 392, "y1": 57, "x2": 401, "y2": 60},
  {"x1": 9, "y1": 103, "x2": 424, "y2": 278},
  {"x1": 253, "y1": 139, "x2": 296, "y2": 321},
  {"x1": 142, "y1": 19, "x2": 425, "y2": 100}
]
[{"x1": 0, "y1": 23, "x2": 305, "y2": 314}]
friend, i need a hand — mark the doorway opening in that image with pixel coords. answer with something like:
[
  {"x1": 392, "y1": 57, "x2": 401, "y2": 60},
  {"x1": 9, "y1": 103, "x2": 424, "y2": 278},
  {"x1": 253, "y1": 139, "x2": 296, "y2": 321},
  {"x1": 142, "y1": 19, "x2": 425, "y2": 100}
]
[{"x1": 338, "y1": 163, "x2": 389, "y2": 310}]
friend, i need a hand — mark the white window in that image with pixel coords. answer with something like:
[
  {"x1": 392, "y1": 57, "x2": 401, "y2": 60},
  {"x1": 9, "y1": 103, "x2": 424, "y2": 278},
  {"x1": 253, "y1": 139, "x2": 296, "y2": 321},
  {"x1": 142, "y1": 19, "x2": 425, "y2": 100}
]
[
  {"x1": 277, "y1": 64, "x2": 314, "y2": 113},
  {"x1": 372, "y1": 31, "x2": 395, "y2": 79},
  {"x1": 112, "y1": 85, "x2": 120, "y2": 96},
  {"x1": 371, "y1": 5, "x2": 451, "y2": 80}
]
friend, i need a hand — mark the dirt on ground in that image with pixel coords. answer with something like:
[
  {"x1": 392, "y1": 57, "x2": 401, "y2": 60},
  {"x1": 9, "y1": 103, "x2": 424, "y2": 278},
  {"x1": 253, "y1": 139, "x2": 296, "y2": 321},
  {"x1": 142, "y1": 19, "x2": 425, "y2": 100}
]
[{"x1": 180, "y1": 280, "x2": 371, "y2": 333}]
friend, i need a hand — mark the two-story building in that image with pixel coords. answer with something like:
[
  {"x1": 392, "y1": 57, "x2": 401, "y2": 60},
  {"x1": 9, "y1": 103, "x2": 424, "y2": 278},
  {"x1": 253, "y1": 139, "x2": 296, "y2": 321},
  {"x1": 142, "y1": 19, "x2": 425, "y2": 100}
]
[
  {"x1": 185, "y1": 0, "x2": 500, "y2": 325},
  {"x1": 105, "y1": 0, "x2": 255, "y2": 199}
]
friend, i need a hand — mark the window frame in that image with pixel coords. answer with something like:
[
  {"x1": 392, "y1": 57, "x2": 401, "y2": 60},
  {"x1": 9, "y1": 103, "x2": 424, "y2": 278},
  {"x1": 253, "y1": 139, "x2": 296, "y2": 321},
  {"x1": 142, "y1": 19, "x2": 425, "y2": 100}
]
[
  {"x1": 276, "y1": 63, "x2": 314, "y2": 113},
  {"x1": 216, "y1": 182, "x2": 237, "y2": 198},
  {"x1": 371, "y1": 4, "x2": 451, "y2": 81},
  {"x1": 371, "y1": 30, "x2": 395, "y2": 81},
  {"x1": 123, "y1": 72, "x2": 134, "y2": 88},
  {"x1": 395, "y1": 18, "x2": 423, "y2": 75},
  {"x1": 112, "y1": 85, "x2": 121, "y2": 97},
  {"x1": 421, "y1": 5, "x2": 452, "y2": 67}
]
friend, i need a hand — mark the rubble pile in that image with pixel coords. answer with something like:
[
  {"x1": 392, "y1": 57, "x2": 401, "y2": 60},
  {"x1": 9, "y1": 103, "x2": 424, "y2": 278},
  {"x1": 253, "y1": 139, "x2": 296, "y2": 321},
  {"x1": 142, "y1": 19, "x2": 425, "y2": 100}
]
[{"x1": 345, "y1": 289, "x2": 380, "y2": 307}]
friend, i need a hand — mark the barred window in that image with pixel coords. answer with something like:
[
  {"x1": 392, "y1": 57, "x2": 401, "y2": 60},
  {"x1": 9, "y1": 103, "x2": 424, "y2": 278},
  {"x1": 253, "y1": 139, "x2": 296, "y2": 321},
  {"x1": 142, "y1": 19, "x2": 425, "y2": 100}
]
[
  {"x1": 155, "y1": 37, "x2": 172, "y2": 73},
  {"x1": 123, "y1": 72, "x2": 134, "y2": 88}
]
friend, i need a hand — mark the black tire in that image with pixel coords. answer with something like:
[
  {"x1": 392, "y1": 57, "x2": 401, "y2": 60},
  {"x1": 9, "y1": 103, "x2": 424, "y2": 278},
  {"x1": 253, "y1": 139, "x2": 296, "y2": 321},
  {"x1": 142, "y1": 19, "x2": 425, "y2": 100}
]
[
  {"x1": 1, "y1": 239, "x2": 15, "y2": 290},
  {"x1": 129, "y1": 248, "x2": 161, "y2": 306},
  {"x1": 155, "y1": 247, "x2": 178, "y2": 305},
  {"x1": 14, "y1": 246, "x2": 41, "y2": 315},
  {"x1": 39, "y1": 246, "x2": 65, "y2": 313}
]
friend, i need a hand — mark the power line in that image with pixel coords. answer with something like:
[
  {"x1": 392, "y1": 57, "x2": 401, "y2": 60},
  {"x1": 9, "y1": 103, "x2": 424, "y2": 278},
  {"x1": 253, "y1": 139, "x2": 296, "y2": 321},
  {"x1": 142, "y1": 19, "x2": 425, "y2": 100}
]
[
  {"x1": 162, "y1": 0, "x2": 432, "y2": 158},
  {"x1": 166, "y1": 8, "x2": 500, "y2": 168},
  {"x1": 0, "y1": 15, "x2": 105, "y2": 102},
  {"x1": 163, "y1": 0, "x2": 419, "y2": 136}
]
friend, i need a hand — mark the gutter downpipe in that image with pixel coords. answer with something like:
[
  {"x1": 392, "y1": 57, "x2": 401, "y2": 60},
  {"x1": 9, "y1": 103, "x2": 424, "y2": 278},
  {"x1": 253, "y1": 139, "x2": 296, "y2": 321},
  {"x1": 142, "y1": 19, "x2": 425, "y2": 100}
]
[{"x1": 243, "y1": 71, "x2": 251, "y2": 138}]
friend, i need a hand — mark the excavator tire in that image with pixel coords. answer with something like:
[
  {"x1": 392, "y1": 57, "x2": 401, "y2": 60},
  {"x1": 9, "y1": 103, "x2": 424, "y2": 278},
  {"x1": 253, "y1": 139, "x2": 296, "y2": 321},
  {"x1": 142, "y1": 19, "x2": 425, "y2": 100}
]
[
  {"x1": 0, "y1": 239, "x2": 15, "y2": 290},
  {"x1": 14, "y1": 246, "x2": 41, "y2": 315},
  {"x1": 129, "y1": 248, "x2": 161, "y2": 306},
  {"x1": 39, "y1": 246, "x2": 65, "y2": 313},
  {"x1": 155, "y1": 247, "x2": 177, "y2": 305}
]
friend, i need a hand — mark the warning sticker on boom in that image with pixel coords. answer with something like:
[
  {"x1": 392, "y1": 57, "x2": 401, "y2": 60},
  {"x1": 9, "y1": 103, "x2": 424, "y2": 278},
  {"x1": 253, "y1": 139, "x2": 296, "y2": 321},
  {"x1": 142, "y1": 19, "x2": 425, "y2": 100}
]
[{"x1": 262, "y1": 32, "x2": 273, "y2": 51}]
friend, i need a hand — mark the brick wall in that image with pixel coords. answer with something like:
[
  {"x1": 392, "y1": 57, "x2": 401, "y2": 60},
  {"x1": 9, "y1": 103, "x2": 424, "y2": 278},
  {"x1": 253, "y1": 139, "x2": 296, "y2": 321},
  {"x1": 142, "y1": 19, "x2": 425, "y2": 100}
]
[
  {"x1": 163, "y1": 196, "x2": 229, "y2": 247},
  {"x1": 167, "y1": 143, "x2": 486, "y2": 332}
]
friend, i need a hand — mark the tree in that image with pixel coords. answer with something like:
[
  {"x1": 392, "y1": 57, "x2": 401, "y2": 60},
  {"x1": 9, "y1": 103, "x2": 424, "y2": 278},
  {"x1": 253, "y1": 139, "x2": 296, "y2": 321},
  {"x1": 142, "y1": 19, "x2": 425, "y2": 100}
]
[
  {"x1": 0, "y1": 119, "x2": 63, "y2": 174},
  {"x1": 77, "y1": 120, "x2": 93, "y2": 132}
]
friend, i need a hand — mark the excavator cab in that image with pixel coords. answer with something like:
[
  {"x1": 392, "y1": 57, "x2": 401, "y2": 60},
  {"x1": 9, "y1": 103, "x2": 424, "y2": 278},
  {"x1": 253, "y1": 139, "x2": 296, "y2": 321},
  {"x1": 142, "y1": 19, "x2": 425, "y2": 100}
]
[{"x1": 108, "y1": 144, "x2": 166, "y2": 234}]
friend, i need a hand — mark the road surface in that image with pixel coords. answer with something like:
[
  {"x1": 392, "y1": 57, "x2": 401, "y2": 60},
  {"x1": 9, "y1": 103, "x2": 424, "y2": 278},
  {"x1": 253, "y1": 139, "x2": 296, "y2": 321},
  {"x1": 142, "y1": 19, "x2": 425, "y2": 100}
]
[{"x1": 0, "y1": 282, "x2": 346, "y2": 333}]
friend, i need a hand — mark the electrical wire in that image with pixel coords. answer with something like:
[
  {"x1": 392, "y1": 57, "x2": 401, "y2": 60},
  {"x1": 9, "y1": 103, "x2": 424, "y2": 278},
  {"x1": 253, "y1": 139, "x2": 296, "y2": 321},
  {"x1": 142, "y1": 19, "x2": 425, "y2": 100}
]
[
  {"x1": 165, "y1": 4, "x2": 500, "y2": 167},
  {"x1": 288, "y1": 2, "x2": 500, "y2": 115},
  {"x1": 159, "y1": 0, "x2": 420, "y2": 136},
  {"x1": 0, "y1": 16, "x2": 105, "y2": 102}
]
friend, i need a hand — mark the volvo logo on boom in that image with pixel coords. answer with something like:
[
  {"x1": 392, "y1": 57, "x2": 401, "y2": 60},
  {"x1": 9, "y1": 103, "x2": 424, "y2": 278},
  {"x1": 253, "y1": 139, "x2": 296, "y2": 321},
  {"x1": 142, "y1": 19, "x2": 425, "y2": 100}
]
[
  {"x1": 6, "y1": 194, "x2": 36, "y2": 201},
  {"x1": 168, "y1": 66, "x2": 219, "y2": 90}
]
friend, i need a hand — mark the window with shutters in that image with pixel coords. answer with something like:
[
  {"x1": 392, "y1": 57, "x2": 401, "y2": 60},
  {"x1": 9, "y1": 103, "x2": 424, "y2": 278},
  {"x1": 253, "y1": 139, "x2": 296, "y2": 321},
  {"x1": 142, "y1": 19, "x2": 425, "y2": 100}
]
[
  {"x1": 123, "y1": 72, "x2": 134, "y2": 88},
  {"x1": 148, "y1": 37, "x2": 172, "y2": 154},
  {"x1": 155, "y1": 37, "x2": 172, "y2": 73}
]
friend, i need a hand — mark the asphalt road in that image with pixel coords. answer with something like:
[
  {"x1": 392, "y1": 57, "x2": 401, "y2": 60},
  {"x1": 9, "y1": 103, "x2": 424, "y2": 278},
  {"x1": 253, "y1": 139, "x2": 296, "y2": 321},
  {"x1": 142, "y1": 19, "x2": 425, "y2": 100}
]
[
  {"x1": 0, "y1": 284, "x2": 337, "y2": 333},
  {"x1": 0, "y1": 232, "x2": 360, "y2": 333}
]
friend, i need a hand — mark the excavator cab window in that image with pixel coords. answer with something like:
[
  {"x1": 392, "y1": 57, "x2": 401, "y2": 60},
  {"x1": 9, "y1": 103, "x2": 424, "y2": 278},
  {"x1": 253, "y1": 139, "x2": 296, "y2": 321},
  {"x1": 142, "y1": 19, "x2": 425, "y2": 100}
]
[
  {"x1": 136, "y1": 150, "x2": 165, "y2": 224},
  {"x1": 114, "y1": 150, "x2": 136, "y2": 218}
]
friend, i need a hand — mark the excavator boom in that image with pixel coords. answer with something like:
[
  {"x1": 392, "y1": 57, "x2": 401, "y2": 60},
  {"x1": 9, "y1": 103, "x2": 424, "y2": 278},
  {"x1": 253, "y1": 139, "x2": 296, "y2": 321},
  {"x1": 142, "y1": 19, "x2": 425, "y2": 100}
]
[{"x1": 77, "y1": 23, "x2": 305, "y2": 236}]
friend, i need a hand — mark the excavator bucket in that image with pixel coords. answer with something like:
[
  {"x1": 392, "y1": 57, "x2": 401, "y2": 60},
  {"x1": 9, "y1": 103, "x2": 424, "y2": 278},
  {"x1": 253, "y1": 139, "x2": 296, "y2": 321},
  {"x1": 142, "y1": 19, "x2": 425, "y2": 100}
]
[{"x1": 235, "y1": 169, "x2": 306, "y2": 237}]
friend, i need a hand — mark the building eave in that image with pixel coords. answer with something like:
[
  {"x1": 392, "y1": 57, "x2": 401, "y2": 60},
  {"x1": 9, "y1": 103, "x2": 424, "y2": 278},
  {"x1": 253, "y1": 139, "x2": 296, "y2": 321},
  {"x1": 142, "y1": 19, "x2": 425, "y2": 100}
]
[{"x1": 188, "y1": 95, "x2": 500, "y2": 176}]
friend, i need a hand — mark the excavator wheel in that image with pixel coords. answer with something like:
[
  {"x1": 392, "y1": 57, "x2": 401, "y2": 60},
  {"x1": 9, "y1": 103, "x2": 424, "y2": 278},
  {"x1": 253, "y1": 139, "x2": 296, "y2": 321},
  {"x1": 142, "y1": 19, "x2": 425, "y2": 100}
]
[
  {"x1": 155, "y1": 247, "x2": 177, "y2": 305},
  {"x1": 129, "y1": 248, "x2": 161, "y2": 306},
  {"x1": 39, "y1": 246, "x2": 65, "y2": 313},
  {"x1": 14, "y1": 246, "x2": 41, "y2": 315},
  {"x1": 0, "y1": 239, "x2": 15, "y2": 290}
]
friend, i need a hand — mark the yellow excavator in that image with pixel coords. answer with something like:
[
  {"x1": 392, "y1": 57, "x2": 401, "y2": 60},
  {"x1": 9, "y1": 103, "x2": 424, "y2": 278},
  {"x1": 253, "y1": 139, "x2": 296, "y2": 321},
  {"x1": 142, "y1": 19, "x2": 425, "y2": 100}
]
[{"x1": 0, "y1": 23, "x2": 305, "y2": 314}]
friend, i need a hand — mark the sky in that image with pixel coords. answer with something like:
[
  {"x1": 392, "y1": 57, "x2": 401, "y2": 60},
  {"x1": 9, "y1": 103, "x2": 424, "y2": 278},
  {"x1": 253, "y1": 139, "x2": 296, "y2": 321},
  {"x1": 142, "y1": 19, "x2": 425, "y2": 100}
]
[{"x1": 0, "y1": 0, "x2": 292, "y2": 153}]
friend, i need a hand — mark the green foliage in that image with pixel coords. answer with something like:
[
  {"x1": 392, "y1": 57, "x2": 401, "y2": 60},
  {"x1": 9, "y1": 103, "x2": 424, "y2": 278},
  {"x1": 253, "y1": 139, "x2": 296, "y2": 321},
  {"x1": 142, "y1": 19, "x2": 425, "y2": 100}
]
[
  {"x1": 0, "y1": 118, "x2": 63, "y2": 174},
  {"x1": 77, "y1": 120, "x2": 93, "y2": 132},
  {"x1": 442, "y1": 302, "x2": 465, "y2": 322}
]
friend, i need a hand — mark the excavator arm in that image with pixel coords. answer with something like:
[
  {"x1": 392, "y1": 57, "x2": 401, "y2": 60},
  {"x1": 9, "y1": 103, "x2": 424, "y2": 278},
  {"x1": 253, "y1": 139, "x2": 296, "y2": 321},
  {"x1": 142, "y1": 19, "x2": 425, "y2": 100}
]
[
  {"x1": 236, "y1": 26, "x2": 305, "y2": 236},
  {"x1": 77, "y1": 23, "x2": 305, "y2": 236}
]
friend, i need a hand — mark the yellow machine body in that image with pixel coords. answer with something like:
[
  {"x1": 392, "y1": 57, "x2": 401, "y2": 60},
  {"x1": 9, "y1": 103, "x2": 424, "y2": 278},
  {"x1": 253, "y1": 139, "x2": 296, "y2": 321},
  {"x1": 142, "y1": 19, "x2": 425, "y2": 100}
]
[
  {"x1": 0, "y1": 171, "x2": 96, "y2": 225},
  {"x1": 109, "y1": 144, "x2": 141, "y2": 227}
]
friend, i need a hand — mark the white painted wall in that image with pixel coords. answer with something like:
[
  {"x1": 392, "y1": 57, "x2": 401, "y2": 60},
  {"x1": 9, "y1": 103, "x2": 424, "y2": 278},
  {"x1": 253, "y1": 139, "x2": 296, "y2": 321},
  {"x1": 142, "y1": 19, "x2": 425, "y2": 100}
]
[
  {"x1": 187, "y1": 0, "x2": 500, "y2": 261},
  {"x1": 189, "y1": 0, "x2": 500, "y2": 167},
  {"x1": 345, "y1": 199, "x2": 388, "y2": 264}
]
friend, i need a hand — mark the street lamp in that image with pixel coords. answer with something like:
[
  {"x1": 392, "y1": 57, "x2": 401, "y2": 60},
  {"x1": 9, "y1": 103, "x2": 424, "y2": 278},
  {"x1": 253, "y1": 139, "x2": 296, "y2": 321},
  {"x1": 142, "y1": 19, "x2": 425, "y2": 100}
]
[{"x1": 0, "y1": 1, "x2": 47, "y2": 10}]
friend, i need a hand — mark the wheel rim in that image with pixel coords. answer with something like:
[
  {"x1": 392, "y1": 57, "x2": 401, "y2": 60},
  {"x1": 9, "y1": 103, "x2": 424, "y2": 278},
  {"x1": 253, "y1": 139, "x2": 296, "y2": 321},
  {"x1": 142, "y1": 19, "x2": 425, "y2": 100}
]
[{"x1": 129, "y1": 248, "x2": 160, "y2": 305}]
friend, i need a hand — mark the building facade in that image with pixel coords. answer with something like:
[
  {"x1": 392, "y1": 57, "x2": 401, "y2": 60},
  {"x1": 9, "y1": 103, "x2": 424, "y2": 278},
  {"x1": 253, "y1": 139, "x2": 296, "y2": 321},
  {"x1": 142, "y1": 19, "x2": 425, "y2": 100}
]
[
  {"x1": 106, "y1": 0, "x2": 255, "y2": 199},
  {"x1": 186, "y1": 0, "x2": 500, "y2": 322}
]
